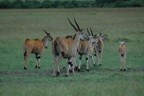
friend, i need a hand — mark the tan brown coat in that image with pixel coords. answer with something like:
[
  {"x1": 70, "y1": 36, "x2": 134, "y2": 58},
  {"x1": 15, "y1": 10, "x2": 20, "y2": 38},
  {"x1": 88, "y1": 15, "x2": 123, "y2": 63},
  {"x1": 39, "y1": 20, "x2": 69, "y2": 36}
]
[
  {"x1": 23, "y1": 32, "x2": 53, "y2": 69},
  {"x1": 52, "y1": 18, "x2": 84, "y2": 77},
  {"x1": 119, "y1": 42, "x2": 126, "y2": 71}
]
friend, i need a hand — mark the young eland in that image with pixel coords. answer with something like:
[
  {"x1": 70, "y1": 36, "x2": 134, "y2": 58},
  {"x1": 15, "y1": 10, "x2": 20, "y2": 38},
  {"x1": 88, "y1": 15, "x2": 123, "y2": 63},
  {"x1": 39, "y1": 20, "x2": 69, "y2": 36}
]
[
  {"x1": 23, "y1": 30, "x2": 53, "y2": 69},
  {"x1": 119, "y1": 41, "x2": 126, "y2": 71}
]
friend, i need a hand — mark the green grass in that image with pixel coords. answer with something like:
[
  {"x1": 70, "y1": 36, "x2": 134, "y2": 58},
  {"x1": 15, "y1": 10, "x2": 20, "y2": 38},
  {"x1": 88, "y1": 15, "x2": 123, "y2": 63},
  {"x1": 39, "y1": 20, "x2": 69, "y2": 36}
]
[{"x1": 0, "y1": 8, "x2": 144, "y2": 96}]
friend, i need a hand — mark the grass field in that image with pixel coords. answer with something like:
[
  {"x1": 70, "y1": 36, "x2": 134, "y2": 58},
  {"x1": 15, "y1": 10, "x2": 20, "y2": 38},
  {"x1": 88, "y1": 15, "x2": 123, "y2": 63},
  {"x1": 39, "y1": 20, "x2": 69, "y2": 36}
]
[{"x1": 0, "y1": 8, "x2": 144, "y2": 96}]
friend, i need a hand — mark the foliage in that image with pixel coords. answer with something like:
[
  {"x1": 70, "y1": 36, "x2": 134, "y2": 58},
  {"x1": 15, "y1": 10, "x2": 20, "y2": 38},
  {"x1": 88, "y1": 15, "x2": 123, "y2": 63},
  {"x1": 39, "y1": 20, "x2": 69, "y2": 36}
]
[
  {"x1": 0, "y1": 0, "x2": 144, "y2": 8},
  {"x1": 0, "y1": 0, "x2": 12, "y2": 8}
]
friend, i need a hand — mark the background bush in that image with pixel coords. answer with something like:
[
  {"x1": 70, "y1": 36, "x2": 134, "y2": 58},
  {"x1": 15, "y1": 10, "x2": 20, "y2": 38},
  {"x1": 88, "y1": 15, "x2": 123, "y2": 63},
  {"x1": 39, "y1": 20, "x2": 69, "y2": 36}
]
[{"x1": 0, "y1": 0, "x2": 143, "y2": 8}]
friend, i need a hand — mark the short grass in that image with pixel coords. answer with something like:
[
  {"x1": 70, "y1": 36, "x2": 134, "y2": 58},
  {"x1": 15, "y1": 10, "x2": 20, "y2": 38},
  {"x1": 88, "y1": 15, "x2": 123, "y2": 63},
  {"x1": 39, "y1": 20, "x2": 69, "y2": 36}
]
[{"x1": 0, "y1": 8, "x2": 144, "y2": 96}]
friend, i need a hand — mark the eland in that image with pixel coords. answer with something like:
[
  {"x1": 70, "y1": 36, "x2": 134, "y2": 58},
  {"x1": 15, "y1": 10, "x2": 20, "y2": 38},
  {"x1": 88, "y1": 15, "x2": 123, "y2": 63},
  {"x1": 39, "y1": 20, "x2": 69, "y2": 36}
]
[
  {"x1": 93, "y1": 32, "x2": 104, "y2": 66},
  {"x1": 77, "y1": 28, "x2": 97, "y2": 72},
  {"x1": 52, "y1": 18, "x2": 84, "y2": 77},
  {"x1": 119, "y1": 41, "x2": 126, "y2": 71},
  {"x1": 23, "y1": 30, "x2": 53, "y2": 69}
]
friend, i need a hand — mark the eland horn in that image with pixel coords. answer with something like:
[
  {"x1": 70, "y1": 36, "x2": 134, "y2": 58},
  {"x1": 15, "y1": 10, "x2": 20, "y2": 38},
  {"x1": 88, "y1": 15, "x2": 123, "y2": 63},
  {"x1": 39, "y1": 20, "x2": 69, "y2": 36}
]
[
  {"x1": 67, "y1": 18, "x2": 78, "y2": 31},
  {"x1": 74, "y1": 18, "x2": 83, "y2": 31},
  {"x1": 43, "y1": 30, "x2": 50, "y2": 35},
  {"x1": 87, "y1": 28, "x2": 91, "y2": 36},
  {"x1": 90, "y1": 28, "x2": 94, "y2": 36}
]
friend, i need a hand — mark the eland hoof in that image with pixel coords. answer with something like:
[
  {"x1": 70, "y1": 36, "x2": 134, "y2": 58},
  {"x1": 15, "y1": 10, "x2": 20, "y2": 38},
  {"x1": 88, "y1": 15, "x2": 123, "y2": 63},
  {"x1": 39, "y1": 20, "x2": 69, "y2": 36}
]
[
  {"x1": 65, "y1": 75, "x2": 69, "y2": 77},
  {"x1": 99, "y1": 64, "x2": 102, "y2": 66},
  {"x1": 69, "y1": 70, "x2": 73, "y2": 73},
  {"x1": 77, "y1": 68, "x2": 80, "y2": 72},
  {"x1": 24, "y1": 67, "x2": 27, "y2": 70},
  {"x1": 74, "y1": 66, "x2": 78, "y2": 71},
  {"x1": 56, "y1": 71, "x2": 60, "y2": 77},
  {"x1": 35, "y1": 65, "x2": 38, "y2": 68}
]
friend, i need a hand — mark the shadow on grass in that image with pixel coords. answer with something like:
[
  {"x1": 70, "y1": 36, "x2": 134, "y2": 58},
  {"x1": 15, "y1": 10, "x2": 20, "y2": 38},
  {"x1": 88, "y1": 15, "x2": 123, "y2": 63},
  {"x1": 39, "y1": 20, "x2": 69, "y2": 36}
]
[
  {"x1": 0, "y1": 70, "x2": 53, "y2": 77},
  {"x1": 0, "y1": 66, "x2": 144, "y2": 77}
]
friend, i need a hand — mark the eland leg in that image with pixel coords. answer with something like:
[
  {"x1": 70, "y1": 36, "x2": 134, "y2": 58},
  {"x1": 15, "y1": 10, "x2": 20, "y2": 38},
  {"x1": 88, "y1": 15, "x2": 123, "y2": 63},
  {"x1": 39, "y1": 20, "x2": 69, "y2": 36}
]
[
  {"x1": 123, "y1": 56, "x2": 126, "y2": 71},
  {"x1": 86, "y1": 56, "x2": 90, "y2": 71},
  {"x1": 120, "y1": 56, "x2": 123, "y2": 71},
  {"x1": 24, "y1": 51, "x2": 28, "y2": 70},
  {"x1": 78, "y1": 55, "x2": 82, "y2": 72},
  {"x1": 35, "y1": 54, "x2": 41, "y2": 69}
]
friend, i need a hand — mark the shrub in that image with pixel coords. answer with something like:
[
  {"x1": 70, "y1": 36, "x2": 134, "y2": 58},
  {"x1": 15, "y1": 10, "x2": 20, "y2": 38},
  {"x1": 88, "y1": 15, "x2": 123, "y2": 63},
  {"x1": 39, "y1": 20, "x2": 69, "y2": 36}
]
[{"x1": 0, "y1": 0, "x2": 143, "y2": 8}]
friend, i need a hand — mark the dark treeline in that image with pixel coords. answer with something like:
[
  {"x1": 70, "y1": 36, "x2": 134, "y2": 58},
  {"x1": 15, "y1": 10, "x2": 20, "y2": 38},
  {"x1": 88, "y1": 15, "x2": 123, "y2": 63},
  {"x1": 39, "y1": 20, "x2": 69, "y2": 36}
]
[{"x1": 0, "y1": 0, "x2": 144, "y2": 8}]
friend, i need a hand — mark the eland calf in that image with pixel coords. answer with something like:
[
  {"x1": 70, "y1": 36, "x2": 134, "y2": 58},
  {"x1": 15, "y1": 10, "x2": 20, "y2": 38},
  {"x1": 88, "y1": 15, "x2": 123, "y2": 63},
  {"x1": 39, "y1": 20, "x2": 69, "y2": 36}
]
[
  {"x1": 23, "y1": 30, "x2": 53, "y2": 69},
  {"x1": 119, "y1": 41, "x2": 126, "y2": 71}
]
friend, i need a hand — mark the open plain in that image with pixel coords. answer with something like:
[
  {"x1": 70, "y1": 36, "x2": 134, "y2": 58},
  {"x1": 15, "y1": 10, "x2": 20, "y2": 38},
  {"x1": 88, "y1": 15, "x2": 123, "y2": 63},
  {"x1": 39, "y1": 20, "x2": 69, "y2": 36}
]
[{"x1": 0, "y1": 8, "x2": 144, "y2": 96}]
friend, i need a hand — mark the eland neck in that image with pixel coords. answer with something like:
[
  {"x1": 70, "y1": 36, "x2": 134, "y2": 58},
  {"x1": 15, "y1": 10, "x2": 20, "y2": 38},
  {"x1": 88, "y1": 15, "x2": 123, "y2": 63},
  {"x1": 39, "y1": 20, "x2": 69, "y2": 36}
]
[
  {"x1": 41, "y1": 36, "x2": 48, "y2": 47},
  {"x1": 88, "y1": 38, "x2": 93, "y2": 47},
  {"x1": 72, "y1": 33, "x2": 81, "y2": 53}
]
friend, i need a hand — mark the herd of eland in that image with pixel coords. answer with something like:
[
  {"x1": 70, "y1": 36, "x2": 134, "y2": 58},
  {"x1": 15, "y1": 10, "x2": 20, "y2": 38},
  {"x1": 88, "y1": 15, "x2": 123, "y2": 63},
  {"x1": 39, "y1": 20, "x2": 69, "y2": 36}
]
[{"x1": 23, "y1": 18, "x2": 127, "y2": 77}]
